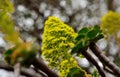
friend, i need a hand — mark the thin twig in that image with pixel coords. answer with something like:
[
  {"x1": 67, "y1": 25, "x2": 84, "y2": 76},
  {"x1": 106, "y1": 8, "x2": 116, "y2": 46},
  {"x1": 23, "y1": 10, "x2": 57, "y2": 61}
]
[
  {"x1": 32, "y1": 57, "x2": 59, "y2": 77},
  {"x1": 107, "y1": 0, "x2": 114, "y2": 11},
  {"x1": 14, "y1": 63, "x2": 21, "y2": 77},
  {"x1": 81, "y1": 50, "x2": 106, "y2": 77},
  {"x1": 0, "y1": 47, "x2": 5, "y2": 54},
  {"x1": 0, "y1": 61, "x2": 44, "y2": 77},
  {"x1": 103, "y1": 65, "x2": 115, "y2": 75},
  {"x1": 33, "y1": 67, "x2": 48, "y2": 77},
  {"x1": 90, "y1": 42, "x2": 120, "y2": 77}
]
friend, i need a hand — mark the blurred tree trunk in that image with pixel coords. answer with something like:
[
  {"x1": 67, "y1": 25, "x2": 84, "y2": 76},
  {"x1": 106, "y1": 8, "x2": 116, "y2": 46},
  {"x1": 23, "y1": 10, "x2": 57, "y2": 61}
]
[{"x1": 107, "y1": 0, "x2": 115, "y2": 11}]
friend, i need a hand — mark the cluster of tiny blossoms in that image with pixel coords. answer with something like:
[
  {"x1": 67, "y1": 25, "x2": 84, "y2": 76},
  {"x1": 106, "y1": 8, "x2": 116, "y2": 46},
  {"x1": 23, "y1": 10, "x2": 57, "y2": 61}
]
[
  {"x1": 58, "y1": 58, "x2": 79, "y2": 77},
  {"x1": 42, "y1": 16, "x2": 82, "y2": 77},
  {"x1": 101, "y1": 11, "x2": 120, "y2": 35},
  {"x1": 101, "y1": 11, "x2": 120, "y2": 46}
]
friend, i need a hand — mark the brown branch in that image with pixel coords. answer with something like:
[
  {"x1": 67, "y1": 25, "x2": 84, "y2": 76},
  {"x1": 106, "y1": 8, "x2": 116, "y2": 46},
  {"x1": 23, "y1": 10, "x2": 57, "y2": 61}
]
[
  {"x1": 89, "y1": 42, "x2": 120, "y2": 76},
  {"x1": 32, "y1": 57, "x2": 59, "y2": 77},
  {"x1": 33, "y1": 67, "x2": 48, "y2": 77},
  {"x1": 14, "y1": 63, "x2": 21, "y2": 77},
  {"x1": 103, "y1": 65, "x2": 115, "y2": 75},
  {"x1": 81, "y1": 50, "x2": 106, "y2": 77},
  {"x1": 24, "y1": 0, "x2": 44, "y2": 17},
  {"x1": 107, "y1": 0, "x2": 114, "y2": 11},
  {"x1": 0, "y1": 47, "x2": 5, "y2": 54},
  {"x1": 0, "y1": 61, "x2": 44, "y2": 77}
]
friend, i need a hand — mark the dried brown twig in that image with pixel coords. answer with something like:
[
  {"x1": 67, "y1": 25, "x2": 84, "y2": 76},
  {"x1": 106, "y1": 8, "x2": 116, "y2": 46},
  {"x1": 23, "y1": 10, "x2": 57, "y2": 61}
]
[
  {"x1": 32, "y1": 57, "x2": 59, "y2": 77},
  {"x1": 90, "y1": 42, "x2": 120, "y2": 77},
  {"x1": 0, "y1": 61, "x2": 45, "y2": 77},
  {"x1": 81, "y1": 50, "x2": 106, "y2": 77}
]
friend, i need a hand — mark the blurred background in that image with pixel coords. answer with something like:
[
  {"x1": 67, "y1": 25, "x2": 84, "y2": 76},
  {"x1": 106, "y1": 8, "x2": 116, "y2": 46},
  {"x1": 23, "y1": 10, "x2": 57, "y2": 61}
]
[{"x1": 0, "y1": 0, "x2": 120, "y2": 77}]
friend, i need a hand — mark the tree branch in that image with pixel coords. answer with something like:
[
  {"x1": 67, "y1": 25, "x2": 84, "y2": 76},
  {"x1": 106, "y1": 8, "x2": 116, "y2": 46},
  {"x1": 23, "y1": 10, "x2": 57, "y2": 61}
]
[
  {"x1": 33, "y1": 67, "x2": 48, "y2": 77},
  {"x1": 14, "y1": 63, "x2": 21, "y2": 77},
  {"x1": 103, "y1": 65, "x2": 115, "y2": 75},
  {"x1": 89, "y1": 42, "x2": 120, "y2": 76},
  {"x1": 0, "y1": 47, "x2": 5, "y2": 54},
  {"x1": 107, "y1": 0, "x2": 114, "y2": 11},
  {"x1": 81, "y1": 50, "x2": 106, "y2": 77},
  {"x1": 32, "y1": 57, "x2": 59, "y2": 77},
  {"x1": 0, "y1": 61, "x2": 44, "y2": 77}
]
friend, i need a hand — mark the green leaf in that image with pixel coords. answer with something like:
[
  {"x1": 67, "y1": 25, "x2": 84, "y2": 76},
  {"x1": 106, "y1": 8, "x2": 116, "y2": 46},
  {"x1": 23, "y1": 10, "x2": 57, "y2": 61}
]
[
  {"x1": 78, "y1": 27, "x2": 90, "y2": 34},
  {"x1": 87, "y1": 30, "x2": 99, "y2": 39},
  {"x1": 92, "y1": 70, "x2": 100, "y2": 77},
  {"x1": 75, "y1": 34, "x2": 85, "y2": 41},
  {"x1": 4, "y1": 48, "x2": 15, "y2": 56},
  {"x1": 4, "y1": 48, "x2": 15, "y2": 65},
  {"x1": 87, "y1": 25, "x2": 103, "y2": 42},
  {"x1": 71, "y1": 40, "x2": 89, "y2": 54},
  {"x1": 72, "y1": 25, "x2": 103, "y2": 55},
  {"x1": 4, "y1": 42, "x2": 37, "y2": 66},
  {"x1": 71, "y1": 42, "x2": 82, "y2": 54},
  {"x1": 67, "y1": 67, "x2": 86, "y2": 77},
  {"x1": 81, "y1": 40, "x2": 89, "y2": 49},
  {"x1": 93, "y1": 25, "x2": 100, "y2": 30},
  {"x1": 91, "y1": 34, "x2": 104, "y2": 42}
]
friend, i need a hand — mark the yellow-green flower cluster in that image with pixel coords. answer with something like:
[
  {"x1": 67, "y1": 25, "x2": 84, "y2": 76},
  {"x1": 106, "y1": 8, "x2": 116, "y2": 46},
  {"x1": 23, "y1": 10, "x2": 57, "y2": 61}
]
[
  {"x1": 0, "y1": 0, "x2": 14, "y2": 13},
  {"x1": 101, "y1": 11, "x2": 120, "y2": 45},
  {"x1": 101, "y1": 11, "x2": 120, "y2": 35},
  {"x1": 42, "y1": 16, "x2": 76, "y2": 52},
  {"x1": 58, "y1": 58, "x2": 78, "y2": 77},
  {"x1": 42, "y1": 16, "x2": 80, "y2": 76},
  {"x1": 0, "y1": 0, "x2": 20, "y2": 44}
]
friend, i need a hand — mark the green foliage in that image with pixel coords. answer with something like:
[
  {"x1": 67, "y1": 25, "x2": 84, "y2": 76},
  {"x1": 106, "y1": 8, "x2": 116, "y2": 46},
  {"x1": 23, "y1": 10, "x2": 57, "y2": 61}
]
[
  {"x1": 42, "y1": 16, "x2": 88, "y2": 77},
  {"x1": 0, "y1": 0, "x2": 14, "y2": 13},
  {"x1": 101, "y1": 11, "x2": 120, "y2": 45},
  {"x1": 67, "y1": 67, "x2": 86, "y2": 77},
  {"x1": 92, "y1": 70, "x2": 100, "y2": 77},
  {"x1": 0, "y1": 0, "x2": 37, "y2": 67},
  {"x1": 4, "y1": 42, "x2": 36, "y2": 66},
  {"x1": 0, "y1": 0, "x2": 20, "y2": 44},
  {"x1": 72, "y1": 25, "x2": 103, "y2": 55}
]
